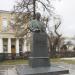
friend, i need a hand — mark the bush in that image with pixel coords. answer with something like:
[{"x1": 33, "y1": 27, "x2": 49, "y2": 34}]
[
  {"x1": 0, "y1": 53, "x2": 5, "y2": 61},
  {"x1": 23, "y1": 51, "x2": 31, "y2": 59}
]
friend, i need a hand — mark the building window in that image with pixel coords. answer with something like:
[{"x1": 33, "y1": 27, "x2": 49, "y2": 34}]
[
  {"x1": 3, "y1": 45, "x2": 8, "y2": 53},
  {"x1": 3, "y1": 38, "x2": 8, "y2": 53},
  {"x1": 2, "y1": 17, "x2": 7, "y2": 32},
  {"x1": 10, "y1": 17, "x2": 15, "y2": 32}
]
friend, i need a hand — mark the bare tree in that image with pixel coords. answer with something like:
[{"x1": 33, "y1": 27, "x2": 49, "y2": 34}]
[
  {"x1": 13, "y1": 0, "x2": 62, "y2": 57},
  {"x1": 13, "y1": 0, "x2": 54, "y2": 37},
  {"x1": 47, "y1": 16, "x2": 62, "y2": 57}
]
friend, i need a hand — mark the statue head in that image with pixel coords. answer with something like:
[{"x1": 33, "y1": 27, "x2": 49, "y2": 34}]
[{"x1": 35, "y1": 12, "x2": 41, "y2": 20}]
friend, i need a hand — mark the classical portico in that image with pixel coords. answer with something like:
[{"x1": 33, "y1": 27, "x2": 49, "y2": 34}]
[
  {"x1": 0, "y1": 38, "x2": 3, "y2": 53},
  {"x1": 0, "y1": 37, "x2": 28, "y2": 57},
  {"x1": 0, "y1": 10, "x2": 31, "y2": 59}
]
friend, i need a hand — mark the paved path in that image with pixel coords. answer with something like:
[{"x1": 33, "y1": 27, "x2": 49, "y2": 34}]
[
  {"x1": 0, "y1": 63, "x2": 75, "y2": 75},
  {"x1": 4, "y1": 68, "x2": 17, "y2": 75},
  {"x1": 0, "y1": 65, "x2": 17, "y2": 75},
  {"x1": 54, "y1": 62, "x2": 75, "y2": 75},
  {"x1": 60, "y1": 58, "x2": 75, "y2": 75}
]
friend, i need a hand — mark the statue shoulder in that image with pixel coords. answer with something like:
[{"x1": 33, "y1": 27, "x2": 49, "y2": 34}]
[{"x1": 30, "y1": 20, "x2": 37, "y2": 23}]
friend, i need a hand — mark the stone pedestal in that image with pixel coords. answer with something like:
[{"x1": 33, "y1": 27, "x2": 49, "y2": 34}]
[
  {"x1": 16, "y1": 64, "x2": 69, "y2": 75},
  {"x1": 16, "y1": 32, "x2": 69, "y2": 75},
  {"x1": 29, "y1": 32, "x2": 50, "y2": 67}
]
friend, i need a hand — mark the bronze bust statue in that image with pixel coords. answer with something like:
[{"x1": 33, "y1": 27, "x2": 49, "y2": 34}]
[{"x1": 29, "y1": 12, "x2": 46, "y2": 32}]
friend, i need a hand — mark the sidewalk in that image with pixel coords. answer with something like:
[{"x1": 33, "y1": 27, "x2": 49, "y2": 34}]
[
  {"x1": 4, "y1": 67, "x2": 17, "y2": 75},
  {"x1": 54, "y1": 62, "x2": 75, "y2": 75},
  {"x1": 0, "y1": 65, "x2": 17, "y2": 75},
  {"x1": 0, "y1": 62, "x2": 75, "y2": 75}
]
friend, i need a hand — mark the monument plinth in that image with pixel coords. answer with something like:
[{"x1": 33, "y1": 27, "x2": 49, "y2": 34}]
[
  {"x1": 16, "y1": 12, "x2": 69, "y2": 75},
  {"x1": 29, "y1": 32, "x2": 50, "y2": 67}
]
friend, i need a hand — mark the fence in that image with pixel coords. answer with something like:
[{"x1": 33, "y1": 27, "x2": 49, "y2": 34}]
[{"x1": 54, "y1": 51, "x2": 75, "y2": 57}]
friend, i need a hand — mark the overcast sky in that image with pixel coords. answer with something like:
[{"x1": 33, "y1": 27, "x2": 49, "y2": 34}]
[
  {"x1": 54, "y1": 0, "x2": 75, "y2": 37},
  {"x1": 0, "y1": 0, "x2": 75, "y2": 37}
]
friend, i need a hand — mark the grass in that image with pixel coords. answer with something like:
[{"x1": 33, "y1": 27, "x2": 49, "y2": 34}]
[
  {"x1": 51, "y1": 58, "x2": 75, "y2": 64},
  {"x1": 0, "y1": 58, "x2": 75, "y2": 65},
  {"x1": 0, "y1": 59, "x2": 28, "y2": 65},
  {"x1": 61, "y1": 60, "x2": 75, "y2": 64},
  {"x1": 51, "y1": 58, "x2": 61, "y2": 62},
  {"x1": 0, "y1": 58, "x2": 60, "y2": 65}
]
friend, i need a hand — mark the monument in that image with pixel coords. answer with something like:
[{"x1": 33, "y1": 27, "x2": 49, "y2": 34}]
[
  {"x1": 28, "y1": 12, "x2": 50, "y2": 68},
  {"x1": 16, "y1": 13, "x2": 69, "y2": 75}
]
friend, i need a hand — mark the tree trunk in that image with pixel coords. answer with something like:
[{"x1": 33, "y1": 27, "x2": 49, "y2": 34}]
[
  {"x1": 33, "y1": 0, "x2": 36, "y2": 19},
  {"x1": 50, "y1": 45, "x2": 56, "y2": 58}
]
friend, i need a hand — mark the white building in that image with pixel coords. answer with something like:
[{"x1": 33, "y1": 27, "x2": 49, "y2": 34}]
[{"x1": 0, "y1": 10, "x2": 29, "y2": 59}]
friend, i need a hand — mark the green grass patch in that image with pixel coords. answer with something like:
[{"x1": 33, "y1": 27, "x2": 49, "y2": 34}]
[
  {"x1": 0, "y1": 58, "x2": 61, "y2": 65},
  {"x1": 61, "y1": 60, "x2": 75, "y2": 64},
  {"x1": 51, "y1": 58, "x2": 75, "y2": 64},
  {"x1": 51, "y1": 58, "x2": 61, "y2": 62},
  {"x1": 0, "y1": 58, "x2": 75, "y2": 65},
  {"x1": 0, "y1": 59, "x2": 28, "y2": 65}
]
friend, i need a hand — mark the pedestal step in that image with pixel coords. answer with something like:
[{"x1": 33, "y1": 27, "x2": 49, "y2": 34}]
[
  {"x1": 29, "y1": 57, "x2": 50, "y2": 67},
  {"x1": 16, "y1": 64, "x2": 69, "y2": 75}
]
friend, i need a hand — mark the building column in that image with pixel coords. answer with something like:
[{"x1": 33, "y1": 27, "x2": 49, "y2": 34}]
[
  {"x1": 8, "y1": 38, "x2": 11, "y2": 53},
  {"x1": 0, "y1": 38, "x2": 3, "y2": 53},
  {"x1": 8, "y1": 38, "x2": 11, "y2": 59},
  {"x1": 16, "y1": 38, "x2": 19, "y2": 56},
  {"x1": 23, "y1": 39, "x2": 27, "y2": 53}
]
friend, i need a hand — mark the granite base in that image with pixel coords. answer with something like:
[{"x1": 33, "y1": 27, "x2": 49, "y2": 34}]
[{"x1": 16, "y1": 64, "x2": 69, "y2": 75}]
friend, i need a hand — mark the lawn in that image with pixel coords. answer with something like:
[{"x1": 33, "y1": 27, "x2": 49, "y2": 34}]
[
  {"x1": 0, "y1": 58, "x2": 75, "y2": 65},
  {"x1": 51, "y1": 58, "x2": 61, "y2": 62},
  {"x1": 0, "y1": 59, "x2": 28, "y2": 65},
  {"x1": 0, "y1": 58, "x2": 59, "y2": 65},
  {"x1": 61, "y1": 60, "x2": 75, "y2": 64},
  {"x1": 51, "y1": 58, "x2": 75, "y2": 64}
]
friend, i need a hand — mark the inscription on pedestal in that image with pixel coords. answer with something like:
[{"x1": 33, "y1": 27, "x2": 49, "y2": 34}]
[{"x1": 29, "y1": 32, "x2": 50, "y2": 67}]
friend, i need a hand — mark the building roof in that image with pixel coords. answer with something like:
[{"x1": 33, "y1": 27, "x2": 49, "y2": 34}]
[{"x1": 0, "y1": 10, "x2": 12, "y2": 13}]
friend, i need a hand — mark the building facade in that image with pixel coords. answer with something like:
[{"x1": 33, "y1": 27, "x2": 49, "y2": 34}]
[{"x1": 0, "y1": 10, "x2": 29, "y2": 58}]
